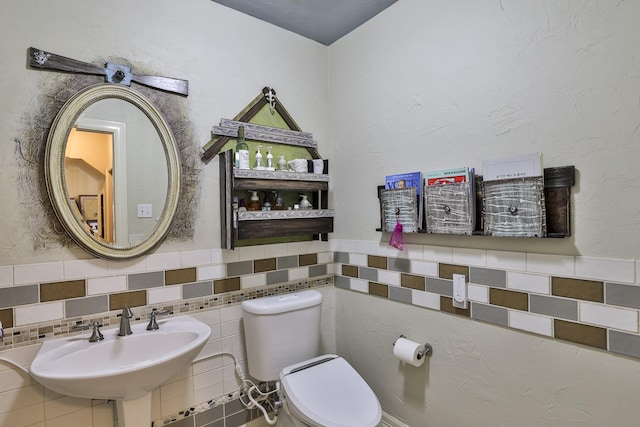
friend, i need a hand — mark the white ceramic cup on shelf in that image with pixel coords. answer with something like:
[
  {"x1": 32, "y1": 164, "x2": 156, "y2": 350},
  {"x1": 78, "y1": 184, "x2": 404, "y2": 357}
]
[{"x1": 312, "y1": 159, "x2": 324, "y2": 174}]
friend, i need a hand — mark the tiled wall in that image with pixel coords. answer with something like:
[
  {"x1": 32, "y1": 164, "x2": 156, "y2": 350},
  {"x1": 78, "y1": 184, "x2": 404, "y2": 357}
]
[
  {"x1": 4, "y1": 238, "x2": 639, "y2": 426},
  {"x1": 0, "y1": 242, "x2": 334, "y2": 427},
  {"x1": 332, "y1": 240, "x2": 640, "y2": 360},
  {"x1": 160, "y1": 396, "x2": 268, "y2": 427},
  {"x1": 0, "y1": 244, "x2": 332, "y2": 350}
]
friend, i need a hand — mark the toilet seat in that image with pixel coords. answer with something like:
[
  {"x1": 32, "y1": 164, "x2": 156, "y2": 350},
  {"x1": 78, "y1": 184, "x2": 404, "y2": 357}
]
[{"x1": 280, "y1": 354, "x2": 382, "y2": 427}]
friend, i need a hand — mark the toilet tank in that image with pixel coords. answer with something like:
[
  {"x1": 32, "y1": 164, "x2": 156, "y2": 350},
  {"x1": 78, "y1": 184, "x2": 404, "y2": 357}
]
[{"x1": 242, "y1": 290, "x2": 322, "y2": 382}]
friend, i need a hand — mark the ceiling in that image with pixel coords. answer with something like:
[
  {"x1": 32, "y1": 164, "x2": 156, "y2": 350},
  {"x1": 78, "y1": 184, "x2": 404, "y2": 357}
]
[{"x1": 210, "y1": 0, "x2": 398, "y2": 46}]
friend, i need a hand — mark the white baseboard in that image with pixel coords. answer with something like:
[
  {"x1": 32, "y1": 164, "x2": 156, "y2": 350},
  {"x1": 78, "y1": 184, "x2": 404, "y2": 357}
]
[
  {"x1": 382, "y1": 411, "x2": 410, "y2": 427},
  {"x1": 248, "y1": 409, "x2": 408, "y2": 427}
]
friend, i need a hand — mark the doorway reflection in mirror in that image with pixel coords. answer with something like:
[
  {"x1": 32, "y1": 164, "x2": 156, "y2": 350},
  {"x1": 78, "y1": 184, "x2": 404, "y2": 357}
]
[{"x1": 65, "y1": 98, "x2": 168, "y2": 247}]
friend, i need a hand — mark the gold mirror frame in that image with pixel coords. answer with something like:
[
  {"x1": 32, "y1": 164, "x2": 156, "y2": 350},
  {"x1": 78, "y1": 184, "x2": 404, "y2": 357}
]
[{"x1": 45, "y1": 83, "x2": 181, "y2": 260}]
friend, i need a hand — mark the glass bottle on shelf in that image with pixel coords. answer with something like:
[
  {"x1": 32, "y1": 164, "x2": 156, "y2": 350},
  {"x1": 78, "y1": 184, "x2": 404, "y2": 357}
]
[
  {"x1": 235, "y1": 126, "x2": 250, "y2": 169},
  {"x1": 278, "y1": 155, "x2": 287, "y2": 171},
  {"x1": 262, "y1": 192, "x2": 271, "y2": 211},
  {"x1": 274, "y1": 192, "x2": 284, "y2": 210},
  {"x1": 246, "y1": 191, "x2": 262, "y2": 211}
]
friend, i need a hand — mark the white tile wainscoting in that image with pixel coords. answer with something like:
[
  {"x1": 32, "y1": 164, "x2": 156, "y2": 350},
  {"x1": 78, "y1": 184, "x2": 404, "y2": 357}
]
[{"x1": 2, "y1": 239, "x2": 640, "y2": 426}]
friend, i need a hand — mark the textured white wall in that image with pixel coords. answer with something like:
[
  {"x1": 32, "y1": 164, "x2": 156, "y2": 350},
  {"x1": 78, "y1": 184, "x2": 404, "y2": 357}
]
[
  {"x1": 329, "y1": 1, "x2": 640, "y2": 425},
  {"x1": 328, "y1": 0, "x2": 640, "y2": 259},
  {"x1": 337, "y1": 289, "x2": 640, "y2": 427},
  {"x1": 0, "y1": 0, "x2": 330, "y2": 265}
]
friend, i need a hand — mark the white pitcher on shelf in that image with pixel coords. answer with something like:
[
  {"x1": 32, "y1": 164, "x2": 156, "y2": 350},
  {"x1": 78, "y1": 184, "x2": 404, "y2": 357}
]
[{"x1": 299, "y1": 194, "x2": 312, "y2": 210}]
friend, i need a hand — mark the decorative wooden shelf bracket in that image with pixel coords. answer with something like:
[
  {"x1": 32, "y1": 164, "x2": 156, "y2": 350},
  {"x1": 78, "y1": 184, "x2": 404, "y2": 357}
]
[{"x1": 201, "y1": 86, "x2": 320, "y2": 162}]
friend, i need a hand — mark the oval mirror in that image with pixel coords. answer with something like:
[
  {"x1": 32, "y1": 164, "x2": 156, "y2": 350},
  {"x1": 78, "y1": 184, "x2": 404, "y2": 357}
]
[{"x1": 45, "y1": 84, "x2": 181, "y2": 260}]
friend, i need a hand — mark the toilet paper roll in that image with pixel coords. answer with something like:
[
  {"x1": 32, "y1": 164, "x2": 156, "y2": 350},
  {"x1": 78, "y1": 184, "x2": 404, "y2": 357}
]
[{"x1": 393, "y1": 337, "x2": 425, "y2": 367}]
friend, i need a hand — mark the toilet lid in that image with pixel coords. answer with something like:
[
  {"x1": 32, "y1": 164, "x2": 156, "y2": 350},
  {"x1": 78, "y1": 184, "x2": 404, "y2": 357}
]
[{"x1": 280, "y1": 355, "x2": 382, "y2": 427}]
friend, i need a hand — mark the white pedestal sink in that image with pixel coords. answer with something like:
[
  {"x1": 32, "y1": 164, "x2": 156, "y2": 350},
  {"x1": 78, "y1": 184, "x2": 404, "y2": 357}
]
[{"x1": 30, "y1": 315, "x2": 211, "y2": 427}]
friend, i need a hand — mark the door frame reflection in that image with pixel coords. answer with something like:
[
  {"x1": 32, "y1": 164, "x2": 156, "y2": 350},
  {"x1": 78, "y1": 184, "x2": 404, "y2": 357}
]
[{"x1": 71, "y1": 118, "x2": 127, "y2": 244}]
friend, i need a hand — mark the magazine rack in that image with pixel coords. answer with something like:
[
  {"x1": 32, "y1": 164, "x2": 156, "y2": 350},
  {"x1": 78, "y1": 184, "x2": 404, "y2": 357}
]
[
  {"x1": 482, "y1": 177, "x2": 546, "y2": 237},
  {"x1": 376, "y1": 165, "x2": 575, "y2": 238},
  {"x1": 424, "y1": 182, "x2": 475, "y2": 235},
  {"x1": 380, "y1": 187, "x2": 419, "y2": 233}
]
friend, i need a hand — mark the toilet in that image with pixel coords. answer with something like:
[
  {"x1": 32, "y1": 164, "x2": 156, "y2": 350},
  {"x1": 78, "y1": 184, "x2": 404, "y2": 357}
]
[{"x1": 242, "y1": 290, "x2": 382, "y2": 427}]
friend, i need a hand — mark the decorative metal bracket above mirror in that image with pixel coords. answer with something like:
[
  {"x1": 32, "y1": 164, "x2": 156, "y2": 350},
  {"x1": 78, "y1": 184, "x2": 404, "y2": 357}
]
[{"x1": 29, "y1": 47, "x2": 189, "y2": 96}]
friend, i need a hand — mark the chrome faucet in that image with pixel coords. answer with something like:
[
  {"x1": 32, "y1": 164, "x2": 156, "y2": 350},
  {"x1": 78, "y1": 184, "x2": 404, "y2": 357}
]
[
  {"x1": 117, "y1": 306, "x2": 134, "y2": 336},
  {"x1": 73, "y1": 320, "x2": 104, "y2": 342},
  {"x1": 146, "y1": 309, "x2": 171, "y2": 330}
]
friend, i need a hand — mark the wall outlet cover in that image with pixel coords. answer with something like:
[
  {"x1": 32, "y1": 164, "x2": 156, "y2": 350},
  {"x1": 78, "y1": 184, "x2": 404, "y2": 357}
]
[{"x1": 453, "y1": 273, "x2": 467, "y2": 309}]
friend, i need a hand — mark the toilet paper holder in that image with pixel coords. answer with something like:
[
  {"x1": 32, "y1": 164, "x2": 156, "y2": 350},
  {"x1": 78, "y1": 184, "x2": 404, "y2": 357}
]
[{"x1": 393, "y1": 335, "x2": 433, "y2": 359}]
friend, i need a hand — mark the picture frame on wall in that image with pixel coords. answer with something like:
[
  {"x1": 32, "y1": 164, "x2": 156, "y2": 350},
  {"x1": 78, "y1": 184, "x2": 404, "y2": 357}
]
[
  {"x1": 78, "y1": 195, "x2": 99, "y2": 220},
  {"x1": 78, "y1": 195, "x2": 102, "y2": 237}
]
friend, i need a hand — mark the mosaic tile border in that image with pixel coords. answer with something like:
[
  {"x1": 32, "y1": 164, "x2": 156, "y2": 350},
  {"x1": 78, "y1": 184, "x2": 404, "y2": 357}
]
[
  {"x1": 0, "y1": 250, "x2": 332, "y2": 332},
  {"x1": 0, "y1": 276, "x2": 333, "y2": 352},
  {"x1": 151, "y1": 390, "x2": 262, "y2": 427},
  {"x1": 152, "y1": 383, "x2": 277, "y2": 427}
]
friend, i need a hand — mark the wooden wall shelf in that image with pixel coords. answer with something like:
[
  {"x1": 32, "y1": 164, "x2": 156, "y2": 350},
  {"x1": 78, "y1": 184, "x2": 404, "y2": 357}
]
[
  {"x1": 207, "y1": 90, "x2": 332, "y2": 248},
  {"x1": 220, "y1": 149, "x2": 333, "y2": 249},
  {"x1": 233, "y1": 168, "x2": 329, "y2": 192}
]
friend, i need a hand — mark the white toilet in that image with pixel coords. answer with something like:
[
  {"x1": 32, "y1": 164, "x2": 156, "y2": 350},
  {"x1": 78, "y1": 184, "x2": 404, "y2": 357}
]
[{"x1": 242, "y1": 289, "x2": 382, "y2": 427}]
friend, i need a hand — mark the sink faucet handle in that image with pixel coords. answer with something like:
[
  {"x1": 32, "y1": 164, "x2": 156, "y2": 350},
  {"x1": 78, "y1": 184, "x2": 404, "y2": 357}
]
[
  {"x1": 146, "y1": 309, "x2": 171, "y2": 331},
  {"x1": 73, "y1": 320, "x2": 104, "y2": 342},
  {"x1": 73, "y1": 322, "x2": 90, "y2": 331},
  {"x1": 88, "y1": 320, "x2": 104, "y2": 342},
  {"x1": 73, "y1": 320, "x2": 99, "y2": 330}
]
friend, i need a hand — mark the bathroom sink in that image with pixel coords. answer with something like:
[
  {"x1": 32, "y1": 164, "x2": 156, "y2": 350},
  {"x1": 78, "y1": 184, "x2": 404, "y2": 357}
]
[{"x1": 30, "y1": 315, "x2": 211, "y2": 401}]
